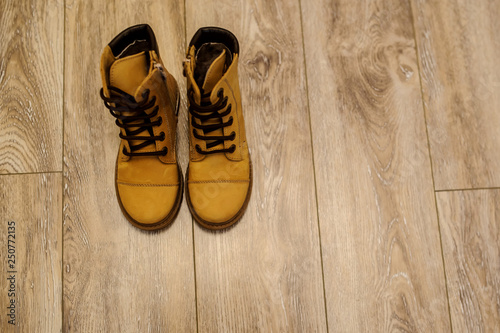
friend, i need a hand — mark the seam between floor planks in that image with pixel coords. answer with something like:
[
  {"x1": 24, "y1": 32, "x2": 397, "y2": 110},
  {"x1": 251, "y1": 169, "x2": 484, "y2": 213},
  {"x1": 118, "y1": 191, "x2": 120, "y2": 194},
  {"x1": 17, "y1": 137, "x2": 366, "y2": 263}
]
[
  {"x1": 408, "y1": 1, "x2": 454, "y2": 331},
  {"x1": 297, "y1": 0, "x2": 330, "y2": 331},
  {"x1": 61, "y1": 0, "x2": 67, "y2": 331}
]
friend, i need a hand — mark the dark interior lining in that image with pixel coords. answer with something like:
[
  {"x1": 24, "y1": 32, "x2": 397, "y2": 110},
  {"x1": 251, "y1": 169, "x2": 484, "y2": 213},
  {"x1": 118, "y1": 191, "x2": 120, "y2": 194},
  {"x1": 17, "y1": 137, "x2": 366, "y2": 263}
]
[
  {"x1": 108, "y1": 24, "x2": 159, "y2": 57},
  {"x1": 189, "y1": 27, "x2": 239, "y2": 54}
]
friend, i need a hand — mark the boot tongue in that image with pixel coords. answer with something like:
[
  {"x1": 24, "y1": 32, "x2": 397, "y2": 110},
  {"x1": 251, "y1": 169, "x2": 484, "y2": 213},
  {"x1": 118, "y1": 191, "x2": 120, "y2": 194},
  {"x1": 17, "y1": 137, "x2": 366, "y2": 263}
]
[
  {"x1": 109, "y1": 51, "x2": 149, "y2": 95},
  {"x1": 194, "y1": 43, "x2": 232, "y2": 94}
]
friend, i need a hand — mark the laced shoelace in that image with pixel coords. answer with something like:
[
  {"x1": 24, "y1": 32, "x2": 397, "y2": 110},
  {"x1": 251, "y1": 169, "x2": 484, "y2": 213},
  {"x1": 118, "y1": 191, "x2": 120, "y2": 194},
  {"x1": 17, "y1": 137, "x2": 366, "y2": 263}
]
[
  {"x1": 100, "y1": 86, "x2": 167, "y2": 156},
  {"x1": 188, "y1": 88, "x2": 236, "y2": 155}
]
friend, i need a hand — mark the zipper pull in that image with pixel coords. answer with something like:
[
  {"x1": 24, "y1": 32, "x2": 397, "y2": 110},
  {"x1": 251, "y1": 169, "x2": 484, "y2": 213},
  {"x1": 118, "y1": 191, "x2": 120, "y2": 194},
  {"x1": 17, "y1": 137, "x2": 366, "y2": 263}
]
[
  {"x1": 182, "y1": 56, "x2": 191, "y2": 77},
  {"x1": 154, "y1": 62, "x2": 167, "y2": 81}
]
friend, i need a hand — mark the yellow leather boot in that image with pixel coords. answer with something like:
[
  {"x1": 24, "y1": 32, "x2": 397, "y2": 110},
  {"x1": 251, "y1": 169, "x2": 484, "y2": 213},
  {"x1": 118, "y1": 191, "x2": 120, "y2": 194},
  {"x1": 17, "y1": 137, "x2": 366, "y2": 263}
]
[
  {"x1": 100, "y1": 24, "x2": 182, "y2": 230},
  {"x1": 183, "y1": 27, "x2": 252, "y2": 230}
]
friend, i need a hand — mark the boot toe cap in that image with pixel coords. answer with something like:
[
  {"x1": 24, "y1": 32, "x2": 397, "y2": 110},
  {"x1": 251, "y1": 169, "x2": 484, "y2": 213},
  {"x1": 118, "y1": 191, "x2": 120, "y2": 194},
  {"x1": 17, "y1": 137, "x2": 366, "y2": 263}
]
[
  {"x1": 117, "y1": 183, "x2": 181, "y2": 226},
  {"x1": 187, "y1": 181, "x2": 250, "y2": 225}
]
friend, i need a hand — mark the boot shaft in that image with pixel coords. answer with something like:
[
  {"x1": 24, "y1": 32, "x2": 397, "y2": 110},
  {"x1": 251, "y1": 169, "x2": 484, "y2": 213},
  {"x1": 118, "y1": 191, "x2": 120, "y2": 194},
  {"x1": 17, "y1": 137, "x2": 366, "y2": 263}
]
[
  {"x1": 183, "y1": 27, "x2": 248, "y2": 162},
  {"x1": 100, "y1": 24, "x2": 179, "y2": 164}
]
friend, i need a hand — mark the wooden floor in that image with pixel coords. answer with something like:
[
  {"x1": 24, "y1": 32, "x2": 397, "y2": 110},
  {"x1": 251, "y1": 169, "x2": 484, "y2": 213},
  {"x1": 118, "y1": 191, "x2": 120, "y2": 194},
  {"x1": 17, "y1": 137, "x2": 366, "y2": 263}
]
[{"x1": 1, "y1": 0, "x2": 499, "y2": 332}]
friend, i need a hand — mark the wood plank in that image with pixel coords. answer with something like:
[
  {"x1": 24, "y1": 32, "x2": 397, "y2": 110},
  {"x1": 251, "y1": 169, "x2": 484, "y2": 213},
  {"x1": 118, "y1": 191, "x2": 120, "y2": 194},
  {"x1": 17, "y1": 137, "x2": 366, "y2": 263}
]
[
  {"x1": 411, "y1": 0, "x2": 500, "y2": 190},
  {"x1": 301, "y1": 0, "x2": 451, "y2": 331},
  {"x1": 437, "y1": 190, "x2": 500, "y2": 332},
  {"x1": 0, "y1": 0, "x2": 63, "y2": 174},
  {"x1": 185, "y1": 0, "x2": 327, "y2": 331},
  {"x1": 0, "y1": 173, "x2": 62, "y2": 332},
  {"x1": 63, "y1": 1, "x2": 196, "y2": 331}
]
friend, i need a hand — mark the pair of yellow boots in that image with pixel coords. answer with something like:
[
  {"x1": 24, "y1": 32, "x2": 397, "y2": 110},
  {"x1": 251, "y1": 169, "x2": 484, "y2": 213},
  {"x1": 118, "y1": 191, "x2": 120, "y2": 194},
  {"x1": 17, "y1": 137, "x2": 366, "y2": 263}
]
[{"x1": 100, "y1": 25, "x2": 252, "y2": 230}]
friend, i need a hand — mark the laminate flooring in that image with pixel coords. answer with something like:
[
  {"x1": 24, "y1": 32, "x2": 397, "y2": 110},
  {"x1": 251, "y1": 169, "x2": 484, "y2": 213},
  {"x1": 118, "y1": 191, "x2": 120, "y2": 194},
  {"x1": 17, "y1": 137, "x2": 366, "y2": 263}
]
[{"x1": 0, "y1": 0, "x2": 498, "y2": 331}]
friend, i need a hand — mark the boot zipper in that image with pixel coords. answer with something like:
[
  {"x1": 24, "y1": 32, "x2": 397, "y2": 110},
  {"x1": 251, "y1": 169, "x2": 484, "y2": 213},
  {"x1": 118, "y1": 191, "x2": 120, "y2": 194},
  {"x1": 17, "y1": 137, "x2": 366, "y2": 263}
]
[{"x1": 153, "y1": 62, "x2": 167, "y2": 81}]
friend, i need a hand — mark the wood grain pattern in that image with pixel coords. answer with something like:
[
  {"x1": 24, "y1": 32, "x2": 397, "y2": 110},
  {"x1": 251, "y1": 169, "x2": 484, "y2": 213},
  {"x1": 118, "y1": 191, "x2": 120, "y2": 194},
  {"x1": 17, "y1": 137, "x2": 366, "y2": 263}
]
[
  {"x1": 2, "y1": 0, "x2": 498, "y2": 330},
  {"x1": 411, "y1": 0, "x2": 500, "y2": 190},
  {"x1": 63, "y1": 0, "x2": 196, "y2": 331},
  {"x1": 0, "y1": 0, "x2": 63, "y2": 174},
  {"x1": 186, "y1": 0, "x2": 327, "y2": 331},
  {"x1": 437, "y1": 190, "x2": 500, "y2": 332},
  {"x1": 0, "y1": 173, "x2": 62, "y2": 332},
  {"x1": 301, "y1": 0, "x2": 451, "y2": 331}
]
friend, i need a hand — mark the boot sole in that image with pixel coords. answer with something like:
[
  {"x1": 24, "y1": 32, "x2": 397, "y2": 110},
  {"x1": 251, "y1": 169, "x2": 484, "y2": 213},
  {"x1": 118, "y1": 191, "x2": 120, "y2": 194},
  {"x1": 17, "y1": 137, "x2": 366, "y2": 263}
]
[
  {"x1": 185, "y1": 159, "x2": 253, "y2": 230},
  {"x1": 114, "y1": 92, "x2": 183, "y2": 231}
]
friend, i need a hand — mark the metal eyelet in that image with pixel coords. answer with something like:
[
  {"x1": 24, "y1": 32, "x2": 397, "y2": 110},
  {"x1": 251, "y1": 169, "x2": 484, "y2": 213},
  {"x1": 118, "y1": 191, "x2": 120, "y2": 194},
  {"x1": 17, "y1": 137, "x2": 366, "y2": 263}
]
[
  {"x1": 141, "y1": 89, "x2": 150, "y2": 100},
  {"x1": 160, "y1": 132, "x2": 165, "y2": 141},
  {"x1": 230, "y1": 144, "x2": 236, "y2": 153},
  {"x1": 230, "y1": 131, "x2": 236, "y2": 140},
  {"x1": 161, "y1": 147, "x2": 168, "y2": 155}
]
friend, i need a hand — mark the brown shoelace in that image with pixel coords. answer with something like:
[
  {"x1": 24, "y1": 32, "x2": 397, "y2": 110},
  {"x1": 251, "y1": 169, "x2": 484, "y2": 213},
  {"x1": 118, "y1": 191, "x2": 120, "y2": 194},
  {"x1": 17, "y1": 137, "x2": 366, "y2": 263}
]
[
  {"x1": 188, "y1": 88, "x2": 236, "y2": 155},
  {"x1": 100, "y1": 86, "x2": 167, "y2": 156}
]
